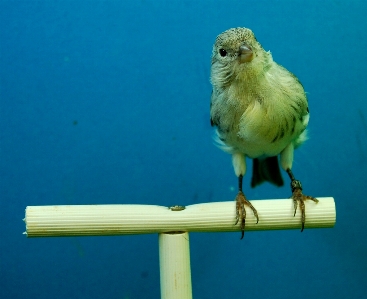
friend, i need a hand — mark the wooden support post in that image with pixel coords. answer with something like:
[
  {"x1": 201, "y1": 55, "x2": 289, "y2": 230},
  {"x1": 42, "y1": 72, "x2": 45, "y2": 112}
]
[{"x1": 159, "y1": 232, "x2": 192, "y2": 299}]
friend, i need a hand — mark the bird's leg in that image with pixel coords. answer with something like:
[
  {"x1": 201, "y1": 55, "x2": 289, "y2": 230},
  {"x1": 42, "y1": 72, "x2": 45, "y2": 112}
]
[
  {"x1": 235, "y1": 175, "x2": 259, "y2": 239},
  {"x1": 286, "y1": 168, "x2": 319, "y2": 231}
]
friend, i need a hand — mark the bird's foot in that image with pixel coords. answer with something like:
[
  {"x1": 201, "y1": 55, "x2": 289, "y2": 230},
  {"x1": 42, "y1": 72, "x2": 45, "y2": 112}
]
[
  {"x1": 291, "y1": 182, "x2": 319, "y2": 232},
  {"x1": 235, "y1": 191, "x2": 259, "y2": 239}
]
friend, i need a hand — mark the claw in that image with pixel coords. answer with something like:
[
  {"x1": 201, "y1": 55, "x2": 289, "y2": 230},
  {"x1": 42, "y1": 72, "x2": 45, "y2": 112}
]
[
  {"x1": 292, "y1": 187, "x2": 319, "y2": 232},
  {"x1": 235, "y1": 191, "x2": 259, "y2": 239},
  {"x1": 293, "y1": 197, "x2": 298, "y2": 217},
  {"x1": 240, "y1": 219, "x2": 245, "y2": 239}
]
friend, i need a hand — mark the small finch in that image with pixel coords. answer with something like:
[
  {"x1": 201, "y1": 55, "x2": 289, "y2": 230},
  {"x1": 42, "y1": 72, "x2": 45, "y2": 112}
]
[{"x1": 210, "y1": 27, "x2": 318, "y2": 239}]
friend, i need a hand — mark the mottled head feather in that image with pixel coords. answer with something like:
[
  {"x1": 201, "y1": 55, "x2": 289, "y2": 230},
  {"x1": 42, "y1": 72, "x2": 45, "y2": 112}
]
[
  {"x1": 212, "y1": 28, "x2": 258, "y2": 63},
  {"x1": 210, "y1": 27, "x2": 271, "y2": 89}
]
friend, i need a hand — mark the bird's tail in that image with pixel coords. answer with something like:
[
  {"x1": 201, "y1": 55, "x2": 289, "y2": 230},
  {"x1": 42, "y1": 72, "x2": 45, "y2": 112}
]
[{"x1": 251, "y1": 156, "x2": 284, "y2": 188}]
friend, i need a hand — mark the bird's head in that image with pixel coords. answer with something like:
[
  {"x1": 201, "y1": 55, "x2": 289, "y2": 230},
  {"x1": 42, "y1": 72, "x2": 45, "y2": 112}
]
[{"x1": 211, "y1": 27, "x2": 270, "y2": 88}]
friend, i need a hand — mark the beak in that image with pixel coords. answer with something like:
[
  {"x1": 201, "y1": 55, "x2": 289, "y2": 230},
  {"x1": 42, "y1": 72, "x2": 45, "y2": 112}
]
[{"x1": 238, "y1": 43, "x2": 253, "y2": 63}]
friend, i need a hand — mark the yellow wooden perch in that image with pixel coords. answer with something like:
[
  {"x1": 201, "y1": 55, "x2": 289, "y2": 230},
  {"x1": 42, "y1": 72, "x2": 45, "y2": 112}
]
[
  {"x1": 24, "y1": 197, "x2": 335, "y2": 237},
  {"x1": 24, "y1": 197, "x2": 335, "y2": 299}
]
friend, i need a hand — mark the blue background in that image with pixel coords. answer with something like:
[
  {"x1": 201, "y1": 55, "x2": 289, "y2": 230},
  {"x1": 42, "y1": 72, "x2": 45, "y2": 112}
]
[{"x1": 1, "y1": 1, "x2": 366, "y2": 298}]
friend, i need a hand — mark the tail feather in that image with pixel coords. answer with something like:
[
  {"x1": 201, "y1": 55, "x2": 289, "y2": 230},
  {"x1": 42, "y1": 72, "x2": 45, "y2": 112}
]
[{"x1": 251, "y1": 156, "x2": 284, "y2": 188}]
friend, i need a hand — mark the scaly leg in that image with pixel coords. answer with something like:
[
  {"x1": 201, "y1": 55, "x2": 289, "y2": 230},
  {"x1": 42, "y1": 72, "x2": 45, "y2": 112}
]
[
  {"x1": 235, "y1": 175, "x2": 259, "y2": 239},
  {"x1": 286, "y1": 168, "x2": 319, "y2": 231}
]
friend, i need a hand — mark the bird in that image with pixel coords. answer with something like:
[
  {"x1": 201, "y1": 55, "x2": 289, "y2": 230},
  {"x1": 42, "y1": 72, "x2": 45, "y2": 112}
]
[{"x1": 209, "y1": 27, "x2": 318, "y2": 239}]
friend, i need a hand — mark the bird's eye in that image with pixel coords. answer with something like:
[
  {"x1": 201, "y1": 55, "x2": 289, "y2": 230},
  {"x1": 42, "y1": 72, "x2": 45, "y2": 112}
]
[{"x1": 219, "y1": 49, "x2": 227, "y2": 57}]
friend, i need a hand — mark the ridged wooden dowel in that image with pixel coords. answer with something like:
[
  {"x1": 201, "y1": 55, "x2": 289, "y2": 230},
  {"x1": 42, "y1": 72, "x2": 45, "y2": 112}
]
[{"x1": 24, "y1": 197, "x2": 335, "y2": 237}]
